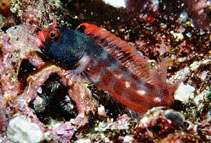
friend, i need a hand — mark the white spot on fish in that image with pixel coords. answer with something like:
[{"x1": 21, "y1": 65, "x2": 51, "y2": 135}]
[
  {"x1": 125, "y1": 81, "x2": 130, "y2": 88},
  {"x1": 153, "y1": 97, "x2": 161, "y2": 102},
  {"x1": 136, "y1": 90, "x2": 146, "y2": 96},
  {"x1": 113, "y1": 73, "x2": 123, "y2": 79}
]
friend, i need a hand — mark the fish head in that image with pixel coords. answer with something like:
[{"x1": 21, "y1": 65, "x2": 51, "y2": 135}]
[{"x1": 36, "y1": 20, "x2": 85, "y2": 69}]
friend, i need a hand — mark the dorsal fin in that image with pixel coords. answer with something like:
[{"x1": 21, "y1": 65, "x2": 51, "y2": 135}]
[{"x1": 77, "y1": 23, "x2": 167, "y2": 86}]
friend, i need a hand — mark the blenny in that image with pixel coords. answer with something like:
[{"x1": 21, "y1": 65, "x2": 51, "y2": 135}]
[{"x1": 36, "y1": 20, "x2": 180, "y2": 114}]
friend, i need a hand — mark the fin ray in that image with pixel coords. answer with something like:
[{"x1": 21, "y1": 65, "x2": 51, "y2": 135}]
[{"x1": 77, "y1": 23, "x2": 168, "y2": 86}]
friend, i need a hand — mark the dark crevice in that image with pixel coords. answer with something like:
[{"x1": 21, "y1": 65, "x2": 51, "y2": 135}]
[
  {"x1": 36, "y1": 51, "x2": 50, "y2": 62},
  {"x1": 88, "y1": 85, "x2": 137, "y2": 120},
  {"x1": 29, "y1": 73, "x2": 78, "y2": 124},
  {"x1": 18, "y1": 59, "x2": 37, "y2": 90},
  {"x1": 0, "y1": 44, "x2": 3, "y2": 55}
]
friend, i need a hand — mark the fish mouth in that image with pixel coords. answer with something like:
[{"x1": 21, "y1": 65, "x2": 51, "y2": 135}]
[
  {"x1": 38, "y1": 30, "x2": 46, "y2": 43},
  {"x1": 36, "y1": 19, "x2": 58, "y2": 48},
  {"x1": 35, "y1": 28, "x2": 49, "y2": 48}
]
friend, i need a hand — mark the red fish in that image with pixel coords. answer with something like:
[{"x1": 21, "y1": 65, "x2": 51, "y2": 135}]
[{"x1": 37, "y1": 21, "x2": 180, "y2": 114}]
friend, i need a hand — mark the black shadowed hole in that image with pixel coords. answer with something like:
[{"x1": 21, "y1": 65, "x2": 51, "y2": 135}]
[
  {"x1": 170, "y1": 100, "x2": 186, "y2": 111},
  {"x1": 165, "y1": 111, "x2": 187, "y2": 130},
  {"x1": 77, "y1": 25, "x2": 86, "y2": 33},
  {"x1": 36, "y1": 51, "x2": 49, "y2": 62},
  {"x1": 1, "y1": 26, "x2": 11, "y2": 31},
  {"x1": 161, "y1": 52, "x2": 169, "y2": 58},
  {"x1": 29, "y1": 73, "x2": 78, "y2": 124},
  {"x1": 1, "y1": 3, "x2": 5, "y2": 7},
  {"x1": 40, "y1": 140, "x2": 48, "y2": 143},
  {"x1": 0, "y1": 44, "x2": 3, "y2": 55},
  {"x1": 18, "y1": 60, "x2": 37, "y2": 90}
]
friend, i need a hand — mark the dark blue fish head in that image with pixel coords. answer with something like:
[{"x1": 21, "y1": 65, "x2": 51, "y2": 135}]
[{"x1": 38, "y1": 25, "x2": 91, "y2": 69}]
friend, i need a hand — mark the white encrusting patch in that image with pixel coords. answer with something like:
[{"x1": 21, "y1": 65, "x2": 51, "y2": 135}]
[
  {"x1": 72, "y1": 54, "x2": 90, "y2": 74},
  {"x1": 102, "y1": 0, "x2": 126, "y2": 8},
  {"x1": 153, "y1": 97, "x2": 161, "y2": 102},
  {"x1": 125, "y1": 81, "x2": 130, "y2": 88},
  {"x1": 136, "y1": 90, "x2": 146, "y2": 96}
]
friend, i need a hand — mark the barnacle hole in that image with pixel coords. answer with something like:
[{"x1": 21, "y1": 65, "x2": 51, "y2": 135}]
[{"x1": 29, "y1": 73, "x2": 78, "y2": 124}]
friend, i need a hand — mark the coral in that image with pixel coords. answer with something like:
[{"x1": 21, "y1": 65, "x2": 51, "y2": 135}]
[
  {"x1": 0, "y1": 88, "x2": 7, "y2": 134},
  {"x1": 74, "y1": 114, "x2": 136, "y2": 143},
  {"x1": 135, "y1": 109, "x2": 187, "y2": 142},
  {"x1": 0, "y1": 0, "x2": 16, "y2": 29},
  {"x1": 134, "y1": 108, "x2": 210, "y2": 142},
  {"x1": 0, "y1": 25, "x2": 98, "y2": 142},
  {"x1": 0, "y1": 0, "x2": 10, "y2": 17},
  {"x1": 174, "y1": 82, "x2": 195, "y2": 103},
  {"x1": 0, "y1": 25, "x2": 43, "y2": 98},
  {"x1": 9, "y1": 0, "x2": 63, "y2": 31},
  {"x1": 181, "y1": 0, "x2": 211, "y2": 31},
  {"x1": 158, "y1": 133, "x2": 200, "y2": 143}
]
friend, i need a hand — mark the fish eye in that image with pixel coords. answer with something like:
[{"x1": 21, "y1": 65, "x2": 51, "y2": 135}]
[{"x1": 48, "y1": 29, "x2": 60, "y2": 40}]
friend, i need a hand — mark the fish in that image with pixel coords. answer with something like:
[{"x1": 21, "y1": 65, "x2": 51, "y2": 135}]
[{"x1": 36, "y1": 20, "x2": 180, "y2": 114}]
